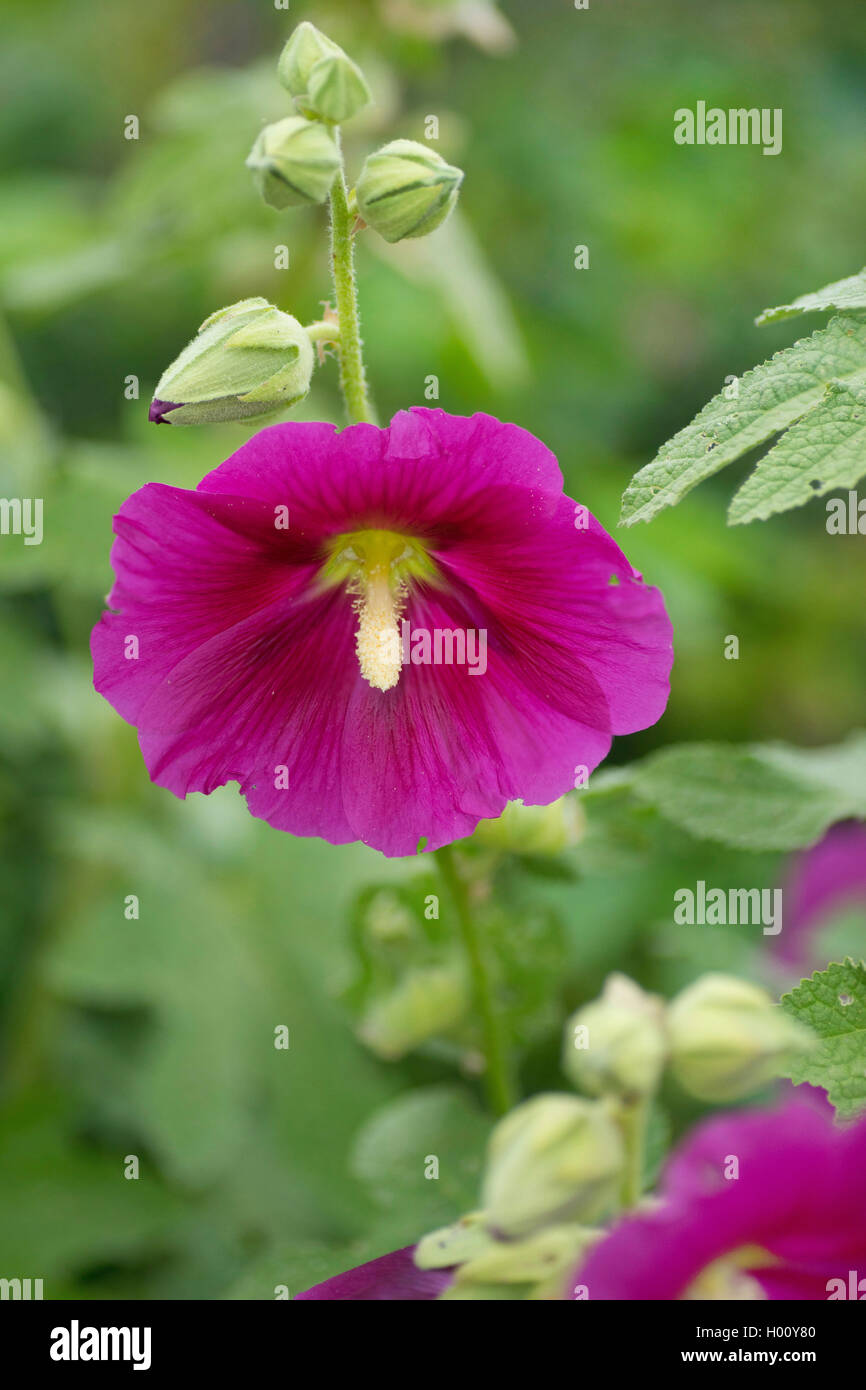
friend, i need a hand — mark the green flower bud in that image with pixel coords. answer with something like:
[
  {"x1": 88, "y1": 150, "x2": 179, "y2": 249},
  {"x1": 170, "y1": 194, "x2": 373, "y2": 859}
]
[
  {"x1": 246, "y1": 116, "x2": 340, "y2": 209},
  {"x1": 278, "y1": 22, "x2": 339, "y2": 91},
  {"x1": 414, "y1": 1212, "x2": 493, "y2": 1270},
  {"x1": 667, "y1": 973, "x2": 814, "y2": 1103},
  {"x1": 438, "y1": 1224, "x2": 600, "y2": 1302},
  {"x1": 278, "y1": 23, "x2": 371, "y2": 124},
  {"x1": 481, "y1": 1094, "x2": 623, "y2": 1238},
  {"x1": 307, "y1": 54, "x2": 372, "y2": 124},
  {"x1": 474, "y1": 796, "x2": 585, "y2": 856},
  {"x1": 564, "y1": 973, "x2": 667, "y2": 1101},
  {"x1": 355, "y1": 139, "x2": 463, "y2": 243},
  {"x1": 357, "y1": 964, "x2": 469, "y2": 1060},
  {"x1": 150, "y1": 298, "x2": 314, "y2": 426}
]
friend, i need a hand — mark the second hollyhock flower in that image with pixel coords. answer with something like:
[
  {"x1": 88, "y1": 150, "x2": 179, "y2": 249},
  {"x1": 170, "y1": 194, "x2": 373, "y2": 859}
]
[{"x1": 91, "y1": 408, "x2": 672, "y2": 856}]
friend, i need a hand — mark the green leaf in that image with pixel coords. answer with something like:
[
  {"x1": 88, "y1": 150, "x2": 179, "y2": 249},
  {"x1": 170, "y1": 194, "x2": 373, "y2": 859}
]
[
  {"x1": 350, "y1": 1086, "x2": 491, "y2": 1229},
  {"x1": 0, "y1": 1087, "x2": 184, "y2": 1282},
  {"x1": 219, "y1": 1239, "x2": 374, "y2": 1302},
  {"x1": 728, "y1": 378, "x2": 866, "y2": 524},
  {"x1": 756, "y1": 267, "x2": 866, "y2": 326},
  {"x1": 627, "y1": 733, "x2": 866, "y2": 850},
  {"x1": 780, "y1": 960, "x2": 866, "y2": 1117},
  {"x1": 619, "y1": 312, "x2": 866, "y2": 527}
]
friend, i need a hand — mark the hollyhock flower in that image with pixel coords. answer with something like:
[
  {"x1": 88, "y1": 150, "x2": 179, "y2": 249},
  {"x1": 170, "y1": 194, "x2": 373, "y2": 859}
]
[
  {"x1": 575, "y1": 1090, "x2": 866, "y2": 1300},
  {"x1": 295, "y1": 1245, "x2": 452, "y2": 1301},
  {"x1": 775, "y1": 821, "x2": 866, "y2": 970},
  {"x1": 91, "y1": 408, "x2": 672, "y2": 856}
]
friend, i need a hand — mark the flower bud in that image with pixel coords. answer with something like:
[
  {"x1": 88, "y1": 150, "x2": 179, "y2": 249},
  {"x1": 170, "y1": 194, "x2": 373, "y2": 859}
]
[
  {"x1": 355, "y1": 139, "x2": 463, "y2": 243},
  {"x1": 438, "y1": 1223, "x2": 601, "y2": 1302},
  {"x1": 474, "y1": 796, "x2": 585, "y2": 856},
  {"x1": 563, "y1": 974, "x2": 667, "y2": 1101},
  {"x1": 357, "y1": 964, "x2": 469, "y2": 1060},
  {"x1": 149, "y1": 298, "x2": 314, "y2": 426},
  {"x1": 246, "y1": 116, "x2": 340, "y2": 209},
  {"x1": 481, "y1": 1094, "x2": 623, "y2": 1238},
  {"x1": 414, "y1": 1212, "x2": 493, "y2": 1271},
  {"x1": 667, "y1": 973, "x2": 814, "y2": 1103},
  {"x1": 278, "y1": 23, "x2": 371, "y2": 124}
]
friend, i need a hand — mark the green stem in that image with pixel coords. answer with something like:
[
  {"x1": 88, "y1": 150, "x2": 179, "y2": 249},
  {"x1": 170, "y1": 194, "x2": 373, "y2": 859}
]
[
  {"x1": 617, "y1": 1097, "x2": 650, "y2": 1208},
  {"x1": 435, "y1": 845, "x2": 514, "y2": 1116},
  {"x1": 328, "y1": 131, "x2": 376, "y2": 425},
  {"x1": 304, "y1": 319, "x2": 341, "y2": 345}
]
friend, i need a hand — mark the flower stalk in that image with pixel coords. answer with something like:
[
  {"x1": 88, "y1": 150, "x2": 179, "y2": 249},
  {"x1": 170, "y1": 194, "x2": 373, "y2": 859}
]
[
  {"x1": 435, "y1": 844, "x2": 514, "y2": 1117},
  {"x1": 304, "y1": 319, "x2": 341, "y2": 345},
  {"x1": 328, "y1": 131, "x2": 376, "y2": 426},
  {"x1": 615, "y1": 1095, "x2": 650, "y2": 1209}
]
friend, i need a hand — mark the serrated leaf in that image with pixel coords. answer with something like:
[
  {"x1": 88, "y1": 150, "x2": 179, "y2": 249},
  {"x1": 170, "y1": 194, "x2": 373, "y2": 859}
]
[
  {"x1": 619, "y1": 312, "x2": 866, "y2": 526},
  {"x1": 628, "y1": 733, "x2": 866, "y2": 850},
  {"x1": 729, "y1": 378, "x2": 866, "y2": 523},
  {"x1": 780, "y1": 960, "x2": 866, "y2": 1116},
  {"x1": 757, "y1": 267, "x2": 866, "y2": 326}
]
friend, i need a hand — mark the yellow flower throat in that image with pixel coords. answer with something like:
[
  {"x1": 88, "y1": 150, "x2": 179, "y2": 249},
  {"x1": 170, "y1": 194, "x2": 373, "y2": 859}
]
[{"x1": 323, "y1": 528, "x2": 434, "y2": 692}]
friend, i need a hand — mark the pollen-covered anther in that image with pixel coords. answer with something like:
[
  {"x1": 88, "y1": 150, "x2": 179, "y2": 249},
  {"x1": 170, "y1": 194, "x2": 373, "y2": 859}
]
[
  {"x1": 323, "y1": 528, "x2": 432, "y2": 692},
  {"x1": 355, "y1": 566, "x2": 404, "y2": 691}
]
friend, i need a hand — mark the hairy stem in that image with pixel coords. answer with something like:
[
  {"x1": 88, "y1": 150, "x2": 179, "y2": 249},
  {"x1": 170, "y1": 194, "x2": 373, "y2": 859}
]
[
  {"x1": 304, "y1": 319, "x2": 341, "y2": 344},
  {"x1": 435, "y1": 844, "x2": 514, "y2": 1116},
  {"x1": 328, "y1": 131, "x2": 376, "y2": 425}
]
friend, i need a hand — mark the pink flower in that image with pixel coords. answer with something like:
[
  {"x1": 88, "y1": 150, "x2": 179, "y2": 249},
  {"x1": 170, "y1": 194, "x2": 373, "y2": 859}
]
[
  {"x1": 775, "y1": 822, "x2": 866, "y2": 970},
  {"x1": 91, "y1": 409, "x2": 672, "y2": 856},
  {"x1": 294, "y1": 1246, "x2": 451, "y2": 1301},
  {"x1": 576, "y1": 1091, "x2": 866, "y2": 1300}
]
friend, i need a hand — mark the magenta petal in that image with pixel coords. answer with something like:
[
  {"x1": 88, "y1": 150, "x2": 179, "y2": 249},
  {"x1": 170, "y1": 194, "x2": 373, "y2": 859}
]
[
  {"x1": 295, "y1": 1246, "x2": 452, "y2": 1301},
  {"x1": 91, "y1": 481, "x2": 321, "y2": 726},
  {"x1": 149, "y1": 398, "x2": 181, "y2": 423},
  {"x1": 338, "y1": 585, "x2": 614, "y2": 855},
  {"x1": 776, "y1": 821, "x2": 866, "y2": 968},
  {"x1": 576, "y1": 1093, "x2": 866, "y2": 1300},
  {"x1": 198, "y1": 410, "x2": 564, "y2": 544},
  {"x1": 436, "y1": 494, "x2": 673, "y2": 737}
]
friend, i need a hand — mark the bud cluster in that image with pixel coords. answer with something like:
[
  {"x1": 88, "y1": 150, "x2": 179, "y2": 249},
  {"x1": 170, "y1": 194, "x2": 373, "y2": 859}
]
[
  {"x1": 414, "y1": 1094, "x2": 620, "y2": 1300},
  {"x1": 564, "y1": 970, "x2": 813, "y2": 1105},
  {"x1": 248, "y1": 22, "x2": 464, "y2": 238},
  {"x1": 409, "y1": 969, "x2": 815, "y2": 1299},
  {"x1": 150, "y1": 21, "x2": 465, "y2": 427}
]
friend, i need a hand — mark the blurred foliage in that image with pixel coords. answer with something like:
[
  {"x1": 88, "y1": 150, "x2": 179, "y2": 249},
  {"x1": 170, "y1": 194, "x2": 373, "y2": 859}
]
[{"x1": 1, "y1": 0, "x2": 866, "y2": 1298}]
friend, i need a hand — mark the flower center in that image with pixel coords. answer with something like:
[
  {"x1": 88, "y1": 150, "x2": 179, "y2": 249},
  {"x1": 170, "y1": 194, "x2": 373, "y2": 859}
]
[
  {"x1": 682, "y1": 1246, "x2": 772, "y2": 1301},
  {"x1": 323, "y1": 528, "x2": 434, "y2": 692}
]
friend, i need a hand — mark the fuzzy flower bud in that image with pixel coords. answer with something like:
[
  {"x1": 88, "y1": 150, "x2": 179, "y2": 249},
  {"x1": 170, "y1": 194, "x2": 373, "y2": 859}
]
[
  {"x1": 278, "y1": 22, "x2": 371, "y2": 123},
  {"x1": 474, "y1": 796, "x2": 585, "y2": 856},
  {"x1": 246, "y1": 116, "x2": 340, "y2": 209},
  {"x1": 439, "y1": 1224, "x2": 601, "y2": 1302},
  {"x1": 667, "y1": 973, "x2": 814, "y2": 1103},
  {"x1": 357, "y1": 964, "x2": 469, "y2": 1060},
  {"x1": 149, "y1": 298, "x2": 314, "y2": 426},
  {"x1": 564, "y1": 973, "x2": 667, "y2": 1101},
  {"x1": 481, "y1": 1094, "x2": 623, "y2": 1238},
  {"x1": 355, "y1": 139, "x2": 463, "y2": 243}
]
